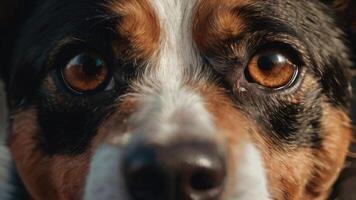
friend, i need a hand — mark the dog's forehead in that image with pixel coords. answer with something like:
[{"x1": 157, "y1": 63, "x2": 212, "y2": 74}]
[
  {"x1": 105, "y1": 0, "x2": 319, "y2": 88},
  {"x1": 108, "y1": 0, "x2": 205, "y2": 90},
  {"x1": 105, "y1": 0, "x2": 326, "y2": 63}
]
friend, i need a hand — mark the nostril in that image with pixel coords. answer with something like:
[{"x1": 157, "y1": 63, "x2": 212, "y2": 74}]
[
  {"x1": 123, "y1": 143, "x2": 226, "y2": 200},
  {"x1": 127, "y1": 163, "x2": 161, "y2": 191},
  {"x1": 190, "y1": 169, "x2": 222, "y2": 191},
  {"x1": 124, "y1": 149, "x2": 168, "y2": 200},
  {"x1": 182, "y1": 151, "x2": 226, "y2": 199}
]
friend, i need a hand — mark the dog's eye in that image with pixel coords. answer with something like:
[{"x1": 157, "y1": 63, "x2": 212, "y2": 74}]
[
  {"x1": 246, "y1": 49, "x2": 298, "y2": 89},
  {"x1": 61, "y1": 52, "x2": 112, "y2": 93}
]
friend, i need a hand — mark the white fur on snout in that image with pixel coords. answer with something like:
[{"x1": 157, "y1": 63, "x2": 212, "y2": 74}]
[
  {"x1": 128, "y1": 88, "x2": 216, "y2": 145},
  {"x1": 84, "y1": 144, "x2": 129, "y2": 200},
  {"x1": 125, "y1": 0, "x2": 215, "y2": 145},
  {"x1": 228, "y1": 143, "x2": 270, "y2": 200}
]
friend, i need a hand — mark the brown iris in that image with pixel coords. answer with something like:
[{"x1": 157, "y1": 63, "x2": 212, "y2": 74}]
[
  {"x1": 62, "y1": 52, "x2": 109, "y2": 93},
  {"x1": 246, "y1": 49, "x2": 298, "y2": 89}
]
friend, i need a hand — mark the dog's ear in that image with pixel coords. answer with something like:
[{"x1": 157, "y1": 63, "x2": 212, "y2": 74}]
[{"x1": 0, "y1": 0, "x2": 24, "y2": 84}]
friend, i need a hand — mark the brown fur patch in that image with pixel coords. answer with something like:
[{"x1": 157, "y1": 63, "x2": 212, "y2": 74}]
[
  {"x1": 199, "y1": 85, "x2": 313, "y2": 199},
  {"x1": 8, "y1": 96, "x2": 138, "y2": 199},
  {"x1": 305, "y1": 107, "x2": 352, "y2": 199},
  {"x1": 198, "y1": 84, "x2": 352, "y2": 199},
  {"x1": 193, "y1": 0, "x2": 248, "y2": 52},
  {"x1": 253, "y1": 134, "x2": 315, "y2": 200},
  {"x1": 107, "y1": 0, "x2": 160, "y2": 60},
  {"x1": 9, "y1": 109, "x2": 90, "y2": 200},
  {"x1": 198, "y1": 85, "x2": 252, "y2": 198},
  {"x1": 253, "y1": 106, "x2": 352, "y2": 200}
]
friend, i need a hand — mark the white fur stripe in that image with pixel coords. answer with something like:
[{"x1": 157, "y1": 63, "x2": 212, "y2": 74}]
[
  {"x1": 145, "y1": 0, "x2": 202, "y2": 90},
  {"x1": 229, "y1": 143, "x2": 270, "y2": 200},
  {"x1": 84, "y1": 144, "x2": 129, "y2": 200},
  {"x1": 130, "y1": 0, "x2": 214, "y2": 146}
]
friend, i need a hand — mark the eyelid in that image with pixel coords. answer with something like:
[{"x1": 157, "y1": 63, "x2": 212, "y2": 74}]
[
  {"x1": 249, "y1": 41, "x2": 304, "y2": 66},
  {"x1": 46, "y1": 38, "x2": 86, "y2": 68},
  {"x1": 46, "y1": 37, "x2": 115, "y2": 73}
]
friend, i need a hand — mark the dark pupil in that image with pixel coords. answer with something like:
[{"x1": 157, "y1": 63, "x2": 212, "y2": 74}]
[
  {"x1": 257, "y1": 53, "x2": 281, "y2": 71},
  {"x1": 76, "y1": 53, "x2": 103, "y2": 76}
]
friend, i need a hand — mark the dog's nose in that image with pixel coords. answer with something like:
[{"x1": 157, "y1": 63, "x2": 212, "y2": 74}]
[{"x1": 122, "y1": 141, "x2": 226, "y2": 200}]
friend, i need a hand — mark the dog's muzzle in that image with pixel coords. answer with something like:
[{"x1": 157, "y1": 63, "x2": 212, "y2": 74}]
[{"x1": 84, "y1": 134, "x2": 227, "y2": 200}]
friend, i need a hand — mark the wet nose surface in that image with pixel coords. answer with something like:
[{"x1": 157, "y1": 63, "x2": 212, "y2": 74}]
[{"x1": 122, "y1": 141, "x2": 226, "y2": 200}]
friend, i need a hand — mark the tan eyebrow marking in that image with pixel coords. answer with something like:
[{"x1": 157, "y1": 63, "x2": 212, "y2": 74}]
[
  {"x1": 193, "y1": 0, "x2": 249, "y2": 52},
  {"x1": 107, "y1": 0, "x2": 160, "y2": 60}
]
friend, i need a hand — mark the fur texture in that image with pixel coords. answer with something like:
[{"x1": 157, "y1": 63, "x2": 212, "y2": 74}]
[{"x1": 0, "y1": 0, "x2": 355, "y2": 199}]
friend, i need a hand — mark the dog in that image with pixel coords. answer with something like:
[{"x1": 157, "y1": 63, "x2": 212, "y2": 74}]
[{"x1": 0, "y1": 0, "x2": 355, "y2": 199}]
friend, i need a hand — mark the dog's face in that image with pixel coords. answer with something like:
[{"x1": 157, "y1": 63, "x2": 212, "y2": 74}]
[{"x1": 0, "y1": 0, "x2": 355, "y2": 199}]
